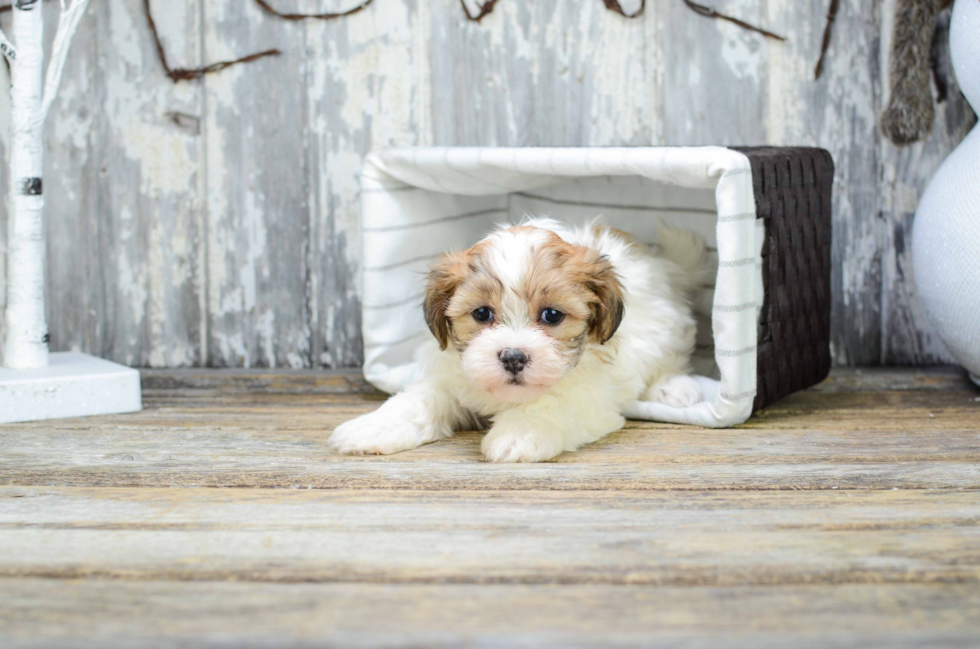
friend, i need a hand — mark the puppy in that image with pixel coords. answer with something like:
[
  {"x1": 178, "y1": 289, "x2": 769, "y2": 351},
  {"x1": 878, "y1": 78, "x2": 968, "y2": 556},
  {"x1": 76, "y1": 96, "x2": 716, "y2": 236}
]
[{"x1": 329, "y1": 217, "x2": 706, "y2": 463}]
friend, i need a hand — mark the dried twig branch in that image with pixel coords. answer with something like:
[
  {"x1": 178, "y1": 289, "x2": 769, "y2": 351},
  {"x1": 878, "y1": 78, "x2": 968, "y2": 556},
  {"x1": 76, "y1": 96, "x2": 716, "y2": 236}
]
[
  {"x1": 813, "y1": 0, "x2": 839, "y2": 79},
  {"x1": 603, "y1": 0, "x2": 645, "y2": 19},
  {"x1": 461, "y1": 0, "x2": 498, "y2": 22},
  {"x1": 254, "y1": 0, "x2": 374, "y2": 20},
  {"x1": 682, "y1": 0, "x2": 785, "y2": 41},
  {"x1": 462, "y1": 0, "x2": 644, "y2": 23},
  {"x1": 143, "y1": 0, "x2": 280, "y2": 82}
]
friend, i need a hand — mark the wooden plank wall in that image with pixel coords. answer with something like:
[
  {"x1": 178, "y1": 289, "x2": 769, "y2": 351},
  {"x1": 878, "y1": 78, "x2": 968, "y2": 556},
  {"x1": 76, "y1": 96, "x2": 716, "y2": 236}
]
[{"x1": 0, "y1": 0, "x2": 974, "y2": 369}]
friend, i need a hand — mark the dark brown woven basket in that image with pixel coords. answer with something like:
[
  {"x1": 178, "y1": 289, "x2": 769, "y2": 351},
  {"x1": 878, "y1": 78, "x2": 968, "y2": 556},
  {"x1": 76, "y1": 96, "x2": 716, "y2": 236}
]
[{"x1": 734, "y1": 147, "x2": 834, "y2": 413}]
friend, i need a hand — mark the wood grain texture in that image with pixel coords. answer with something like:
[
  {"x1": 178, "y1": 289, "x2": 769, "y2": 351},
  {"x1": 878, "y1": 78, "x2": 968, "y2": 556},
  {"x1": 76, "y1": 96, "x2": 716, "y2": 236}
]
[
  {"x1": 3, "y1": 580, "x2": 978, "y2": 648},
  {"x1": 202, "y1": 1, "x2": 310, "y2": 368},
  {"x1": 35, "y1": 4, "x2": 105, "y2": 364},
  {"x1": 1, "y1": 368, "x2": 979, "y2": 646},
  {"x1": 0, "y1": 1, "x2": 975, "y2": 370},
  {"x1": 2, "y1": 486, "x2": 980, "y2": 585},
  {"x1": 664, "y1": 0, "x2": 768, "y2": 146},
  {"x1": 55, "y1": 1, "x2": 206, "y2": 367},
  {"x1": 1, "y1": 369, "x2": 978, "y2": 491}
]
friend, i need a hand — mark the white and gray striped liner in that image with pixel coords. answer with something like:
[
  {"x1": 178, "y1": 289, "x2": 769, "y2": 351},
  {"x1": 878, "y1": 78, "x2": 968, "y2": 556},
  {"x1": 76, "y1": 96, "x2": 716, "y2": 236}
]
[{"x1": 360, "y1": 147, "x2": 761, "y2": 428}]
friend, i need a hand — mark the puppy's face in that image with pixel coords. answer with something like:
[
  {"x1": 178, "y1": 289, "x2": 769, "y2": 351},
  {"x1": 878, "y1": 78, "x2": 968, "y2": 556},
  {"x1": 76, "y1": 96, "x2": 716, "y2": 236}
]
[{"x1": 424, "y1": 226, "x2": 625, "y2": 403}]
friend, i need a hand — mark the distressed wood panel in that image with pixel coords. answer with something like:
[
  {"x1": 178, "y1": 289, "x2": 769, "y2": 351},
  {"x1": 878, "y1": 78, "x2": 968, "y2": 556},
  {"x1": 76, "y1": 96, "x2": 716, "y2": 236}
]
[
  {"x1": 38, "y1": 4, "x2": 105, "y2": 364},
  {"x1": 2, "y1": 487, "x2": 980, "y2": 585},
  {"x1": 202, "y1": 0, "x2": 311, "y2": 368},
  {"x1": 59, "y1": 1, "x2": 205, "y2": 367},
  {"x1": 663, "y1": 0, "x2": 768, "y2": 146},
  {"x1": 3, "y1": 580, "x2": 979, "y2": 648},
  {"x1": 303, "y1": 0, "x2": 425, "y2": 368},
  {"x1": 765, "y1": 0, "x2": 884, "y2": 365},
  {"x1": 0, "y1": 0, "x2": 972, "y2": 368},
  {"x1": 429, "y1": 0, "x2": 658, "y2": 147}
]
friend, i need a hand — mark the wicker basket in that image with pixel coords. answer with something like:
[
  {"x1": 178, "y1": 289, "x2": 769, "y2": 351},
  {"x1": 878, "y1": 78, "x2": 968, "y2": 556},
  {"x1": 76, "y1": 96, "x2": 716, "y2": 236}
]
[
  {"x1": 736, "y1": 147, "x2": 834, "y2": 413},
  {"x1": 358, "y1": 146, "x2": 833, "y2": 427}
]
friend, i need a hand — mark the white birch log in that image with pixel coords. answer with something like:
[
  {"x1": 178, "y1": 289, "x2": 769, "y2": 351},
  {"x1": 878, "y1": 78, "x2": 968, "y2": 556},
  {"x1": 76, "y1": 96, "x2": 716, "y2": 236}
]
[
  {"x1": 4, "y1": 0, "x2": 47, "y2": 369},
  {"x1": 3, "y1": 0, "x2": 91, "y2": 369},
  {"x1": 0, "y1": 24, "x2": 16, "y2": 63}
]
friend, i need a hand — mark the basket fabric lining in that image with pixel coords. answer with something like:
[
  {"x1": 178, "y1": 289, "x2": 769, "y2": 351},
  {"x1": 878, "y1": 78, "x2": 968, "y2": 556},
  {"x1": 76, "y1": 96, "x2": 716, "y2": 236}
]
[{"x1": 360, "y1": 147, "x2": 767, "y2": 428}]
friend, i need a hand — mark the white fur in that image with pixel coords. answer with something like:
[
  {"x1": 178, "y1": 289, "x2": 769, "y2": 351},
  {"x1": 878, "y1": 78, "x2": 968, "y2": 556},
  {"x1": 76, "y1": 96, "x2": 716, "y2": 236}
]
[{"x1": 329, "y1": 218, "x2": 704, "y2": 462}]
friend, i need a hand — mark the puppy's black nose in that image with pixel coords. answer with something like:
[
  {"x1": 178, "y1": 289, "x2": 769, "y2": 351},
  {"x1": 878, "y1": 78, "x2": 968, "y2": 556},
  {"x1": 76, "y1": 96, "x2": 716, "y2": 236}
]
[{"x1": 499, "y1": 348, "x2": 529, "y2": 375}]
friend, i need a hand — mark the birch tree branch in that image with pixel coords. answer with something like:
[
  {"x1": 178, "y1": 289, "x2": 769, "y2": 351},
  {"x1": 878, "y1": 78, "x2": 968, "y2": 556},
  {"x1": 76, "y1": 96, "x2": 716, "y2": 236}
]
[
  {"x1": 40, "y1": 0, "x2": 91, "y2": 120},
  {"x1": 0, "y1": 24, "x2": 15, "y2": 63}
]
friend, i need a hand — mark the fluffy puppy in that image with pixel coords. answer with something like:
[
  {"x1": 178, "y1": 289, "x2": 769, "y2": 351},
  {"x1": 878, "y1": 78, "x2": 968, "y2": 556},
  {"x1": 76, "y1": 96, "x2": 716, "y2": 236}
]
[{"x1": 328, "y1": 217, "x2": 706, "y2": 463}]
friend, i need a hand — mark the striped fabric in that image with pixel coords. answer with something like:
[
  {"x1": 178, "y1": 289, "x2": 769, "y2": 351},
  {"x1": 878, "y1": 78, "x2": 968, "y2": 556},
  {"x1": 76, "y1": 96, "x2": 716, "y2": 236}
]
[{"x1": 360, "y1": 147, "x2": 761, "y2": 428}]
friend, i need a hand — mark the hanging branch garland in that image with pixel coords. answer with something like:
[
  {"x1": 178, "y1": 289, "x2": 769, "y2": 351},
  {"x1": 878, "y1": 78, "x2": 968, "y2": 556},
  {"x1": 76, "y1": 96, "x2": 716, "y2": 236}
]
[
  {"x1": 253, "y1": 0, "x2": 375, "y2": 21},
  {"x1": 461, "y1": 0, "x2": 499, "y2": 22},
  {"x1": 602, "y1": 0, "x2": 646, "y2": 18},
  {"x1": 681, "y1": 0, "x2": 785, "y2": 41},
  {"x1": 813, "y1": 0, "x2": 839, "y2": 79},
  {"x1": 463, "y1": 0, "x2": 644, "y2": 22},
  {"x1": 11, "y1": 0, "x2": 784, "y2": 82},
  {"x1": 142, "y1": 0, "x2": 375, "y2": 82},
  {"x1": 143, "y1": 0, "x2": 280, "y2": 82}
]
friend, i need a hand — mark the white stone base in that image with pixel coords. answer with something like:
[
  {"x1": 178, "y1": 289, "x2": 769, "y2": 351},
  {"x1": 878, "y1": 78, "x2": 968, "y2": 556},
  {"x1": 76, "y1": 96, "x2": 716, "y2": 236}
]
[{"x1": 0, "y1": 352, "x2": 142, "y2": 424}]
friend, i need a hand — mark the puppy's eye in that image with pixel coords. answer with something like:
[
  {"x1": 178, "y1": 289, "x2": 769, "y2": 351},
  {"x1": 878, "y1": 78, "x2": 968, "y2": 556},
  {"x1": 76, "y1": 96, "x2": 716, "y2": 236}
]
[
  {"x1": 472, "y1": 306, "x2": 494, "y2": 323},
  {"x1": 539, "y1": 308, "x2": 565, "y2": 325}
]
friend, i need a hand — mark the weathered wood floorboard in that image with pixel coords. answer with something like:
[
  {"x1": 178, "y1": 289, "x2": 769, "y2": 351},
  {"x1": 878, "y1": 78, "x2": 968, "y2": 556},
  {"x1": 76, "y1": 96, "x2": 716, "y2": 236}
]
[
  {"x1": 0, "y1": 369, "x2": 978, "y2": 646},
  {"x1": 1, "y1": 487, "x2": 979, "y2": 586},
  {"x1": 3, "y1": 579, "x2": 979, "y2": 649}
]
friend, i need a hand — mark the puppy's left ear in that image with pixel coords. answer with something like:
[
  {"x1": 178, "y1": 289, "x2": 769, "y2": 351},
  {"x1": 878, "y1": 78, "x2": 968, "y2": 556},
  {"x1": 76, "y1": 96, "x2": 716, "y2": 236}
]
[
  {"x1": 586, "y1": 255, "x2": 626, "y2": 344},
  {"x1": 424, "y1": 251, "x2": 469, "y2": 350}
]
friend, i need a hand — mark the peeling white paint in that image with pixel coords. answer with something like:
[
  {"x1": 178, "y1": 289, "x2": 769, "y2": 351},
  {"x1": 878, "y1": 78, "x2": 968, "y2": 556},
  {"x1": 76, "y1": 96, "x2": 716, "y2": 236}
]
[
  {"x1": 115, "y1": 206, "x2": 149, "y2": 354},
  {"x1": 8, "y1": 0, "x2": 971, "y2": 369}
]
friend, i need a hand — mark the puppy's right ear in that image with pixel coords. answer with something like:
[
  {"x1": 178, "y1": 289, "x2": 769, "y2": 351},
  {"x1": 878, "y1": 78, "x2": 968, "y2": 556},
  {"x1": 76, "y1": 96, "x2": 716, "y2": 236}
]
[{"x1": 424, "y1": 251, "x2": 469, "y2": 350}]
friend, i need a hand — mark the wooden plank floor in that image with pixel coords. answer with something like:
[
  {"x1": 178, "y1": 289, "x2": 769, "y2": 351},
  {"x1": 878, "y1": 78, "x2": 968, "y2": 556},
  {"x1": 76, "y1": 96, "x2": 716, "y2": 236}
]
[{"x1": 1, "y1": 368, "x2": 979, "y2": 648}]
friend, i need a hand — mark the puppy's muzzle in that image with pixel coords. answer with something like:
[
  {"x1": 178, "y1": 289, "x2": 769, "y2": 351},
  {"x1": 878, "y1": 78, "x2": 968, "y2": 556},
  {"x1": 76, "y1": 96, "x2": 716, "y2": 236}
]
[{"x1": 499, "y1": 348, "x2": 529, "y2": 375}]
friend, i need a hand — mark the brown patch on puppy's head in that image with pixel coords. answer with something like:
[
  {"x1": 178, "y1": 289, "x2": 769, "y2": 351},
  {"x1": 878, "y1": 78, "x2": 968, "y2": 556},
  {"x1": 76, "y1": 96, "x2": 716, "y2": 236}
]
[
  {"x1": 521, "y1": 231, "x2": 626, "y2": 346},
  {"x1": 423, "y1": 250, "x2": 470, "y2": 350},
  {"x1": 582, "y1": 252, "x2": 626, "y2": 344}
]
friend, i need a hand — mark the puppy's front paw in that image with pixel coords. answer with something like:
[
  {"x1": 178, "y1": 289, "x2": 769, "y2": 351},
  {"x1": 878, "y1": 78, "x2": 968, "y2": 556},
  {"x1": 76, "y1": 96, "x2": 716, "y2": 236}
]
[
  {"x1": 643, "y1": 375, "x2": 702, "y2": 408},
  {"x1": 328, "y1": 411, "x2": 428, "y2": 456},
  {"x1": 481, "y1": 424, "x2": 563, "y2": 463}
]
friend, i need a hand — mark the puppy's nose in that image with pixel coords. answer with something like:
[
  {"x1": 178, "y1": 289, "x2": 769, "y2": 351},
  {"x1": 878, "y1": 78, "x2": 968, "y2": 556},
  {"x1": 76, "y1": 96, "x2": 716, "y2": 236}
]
[{"x1": 499, "y1": 348, "x2": 529, "y2": 375}]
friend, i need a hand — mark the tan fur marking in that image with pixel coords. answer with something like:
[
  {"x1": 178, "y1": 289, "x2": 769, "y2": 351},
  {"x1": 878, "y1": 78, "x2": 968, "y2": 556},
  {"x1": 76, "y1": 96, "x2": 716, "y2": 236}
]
[
  {"x1": 424, "y1": 250, "x2": 472, "y2": 350},
  {"x1": 520, "y1": 230, "x2": 624, "y2": 345}
]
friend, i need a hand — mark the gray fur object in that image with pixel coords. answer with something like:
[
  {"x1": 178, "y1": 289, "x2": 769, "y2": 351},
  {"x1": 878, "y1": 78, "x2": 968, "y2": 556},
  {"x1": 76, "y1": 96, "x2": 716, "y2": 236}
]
[{"x1": 880, "y1": 0, "x2": 953, "y2": 145}]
